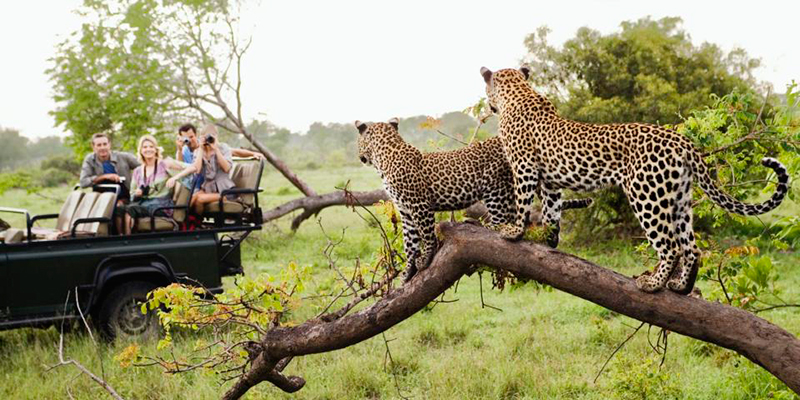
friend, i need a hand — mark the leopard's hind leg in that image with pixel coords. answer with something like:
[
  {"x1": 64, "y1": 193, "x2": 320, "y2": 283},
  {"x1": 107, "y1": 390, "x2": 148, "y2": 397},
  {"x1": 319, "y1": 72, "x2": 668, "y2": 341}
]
[{"x1": 667, "y1": 171, "x2": 701, "y2": 294}]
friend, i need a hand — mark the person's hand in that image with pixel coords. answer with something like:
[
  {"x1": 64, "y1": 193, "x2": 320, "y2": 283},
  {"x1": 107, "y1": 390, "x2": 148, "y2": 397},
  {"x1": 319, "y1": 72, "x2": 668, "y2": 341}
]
[
  {"x1": 105, "y1": 173, "x2": 121, "y2": 183},
  {"x1": 175, "y1": 136, "x2": 185, "y2": 148},
  {"x1": 134, "y1": 188, "x2": 143, "y2": 198},
  {"x1": 166, "y1": 177, "x2": 177, "y2": 189},
  {"x1": 253, "y1": 152, "x2": 265, "y2": 160}
]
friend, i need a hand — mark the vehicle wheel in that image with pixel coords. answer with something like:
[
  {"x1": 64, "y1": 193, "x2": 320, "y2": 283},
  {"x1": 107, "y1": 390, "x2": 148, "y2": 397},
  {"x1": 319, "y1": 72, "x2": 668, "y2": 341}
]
[{"x1": 98, "y1": 281, "x2": 161, "y2": 340}]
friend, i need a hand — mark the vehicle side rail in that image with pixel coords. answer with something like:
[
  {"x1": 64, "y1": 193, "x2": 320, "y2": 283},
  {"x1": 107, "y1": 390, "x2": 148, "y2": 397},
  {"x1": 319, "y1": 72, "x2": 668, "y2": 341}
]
[
  {"x1": 0, "y1": 207, "x2": 31, "y2": 242},
  {"x1": 26, "y1": 213, "x2": 59, "y2": 240}
]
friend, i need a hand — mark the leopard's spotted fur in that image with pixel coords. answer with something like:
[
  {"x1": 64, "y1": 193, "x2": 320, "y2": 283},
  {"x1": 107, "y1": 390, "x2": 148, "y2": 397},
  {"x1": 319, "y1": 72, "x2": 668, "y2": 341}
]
[
  {"x1": 356, "y1": 118, "x2": 592, "y2": 280},
  {"x1": 480, "y1": 66, "x2": 790, "y2": 294}
]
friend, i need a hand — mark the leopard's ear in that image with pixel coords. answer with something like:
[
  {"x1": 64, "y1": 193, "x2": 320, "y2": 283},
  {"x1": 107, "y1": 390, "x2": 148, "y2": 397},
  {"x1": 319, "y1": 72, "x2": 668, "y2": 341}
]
[
  {"x1": 355, "y1": 120, "x2": 368, "y2": 134},
  {"x1": 388, "y1": 117, "x2": 399, "y2": 130},
  {"x1": 520, "y1": 65, "x2": 531, "y2": 80},
  {"x1": 480, "y1": 67, "x2": 493, "y2": 84}
]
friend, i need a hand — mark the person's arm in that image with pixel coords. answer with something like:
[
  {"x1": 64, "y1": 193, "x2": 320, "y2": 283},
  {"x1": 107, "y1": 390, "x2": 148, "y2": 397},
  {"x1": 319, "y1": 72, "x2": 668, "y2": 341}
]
[
  {"x1": 166, "y1": 153, "x2": 201, "y2": 188},
  {"x1": 214, "y1": 143, "x2": 232, "y2": 173},
  {"x1": 175, "y1": 137, "x2": 185, "y2": 161},
  {"x1": 79, "y1": 155, "x2": 99, "y2": 188},
  {"x1": 162, "y1": 158, "x2": 189, "y2": 172},
  {"x1": 231, "y1": 148, "x2": 265, "y2": 160}
]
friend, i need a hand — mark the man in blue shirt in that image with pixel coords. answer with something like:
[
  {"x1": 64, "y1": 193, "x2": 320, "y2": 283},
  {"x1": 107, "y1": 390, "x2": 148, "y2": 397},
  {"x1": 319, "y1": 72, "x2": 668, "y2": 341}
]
[{"x1": 79, "y1": 132, "x2": 139, "y2": 200}]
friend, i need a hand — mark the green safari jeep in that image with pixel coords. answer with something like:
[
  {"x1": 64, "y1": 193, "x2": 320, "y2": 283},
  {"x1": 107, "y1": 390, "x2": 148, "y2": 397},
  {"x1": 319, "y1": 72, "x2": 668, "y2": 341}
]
[{"x1": 0, "y1": 158, "x2": 264, "y2": 339}]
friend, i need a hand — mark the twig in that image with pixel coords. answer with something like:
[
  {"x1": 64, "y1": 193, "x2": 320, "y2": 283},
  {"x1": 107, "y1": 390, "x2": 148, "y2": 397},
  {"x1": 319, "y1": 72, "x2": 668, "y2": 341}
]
[
  {"x1": 46, "y1": 292, "x2": 125, "y2": 400},
  {"x1": 478, "y1": 272, "x2": 502, "y2": 312},
  {"x1": 702, "y1": 87, "x2": 771, "y2": 157},
  {"x1": 594, "y1": 321, "x2": 646, "y2": 383},
  {"x1": 382, "y1": 333, "x2": 410, "y2": 400},
  {"x1": 434, "y1": 129, "x2": 468, "y2": 146},
  {"x1": 468, "y1": 112, "x2": 491, "y2": 145},
  {"x1": 753, "y1": 304, "x2": 800, "y2": 313},
  {"x1": 716, "y1": 257, "x2": 732, "y2": 305}
]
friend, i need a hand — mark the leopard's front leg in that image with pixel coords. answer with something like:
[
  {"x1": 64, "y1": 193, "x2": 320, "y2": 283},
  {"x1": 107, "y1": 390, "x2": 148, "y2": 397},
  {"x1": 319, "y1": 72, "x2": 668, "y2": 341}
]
[
  {"x1": 539, "y1": 184, "x2": 563, "y2": 248},
  {"x1": 503, "y1": 161, "x2": 539, "y2": 241},
  {"x1": 398, "y1": 206, "x2": 437, "y2": 283}
]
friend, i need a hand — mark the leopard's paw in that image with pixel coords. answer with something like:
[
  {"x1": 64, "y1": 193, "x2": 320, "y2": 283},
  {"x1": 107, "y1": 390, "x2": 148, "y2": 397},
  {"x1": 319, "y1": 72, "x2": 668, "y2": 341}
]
[
  {"x1": 499, "y1": 224, "x2": 524, "y2": 241},
  {"x1": 634, "y1": 271, "x2": 661, "y2": 293}
]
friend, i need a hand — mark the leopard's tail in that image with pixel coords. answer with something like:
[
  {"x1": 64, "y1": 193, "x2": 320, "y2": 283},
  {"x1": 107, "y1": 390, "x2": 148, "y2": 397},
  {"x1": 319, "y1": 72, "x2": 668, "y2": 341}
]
[{"x1": 690, "y1": 152, "x2": 789, "y2": 215}]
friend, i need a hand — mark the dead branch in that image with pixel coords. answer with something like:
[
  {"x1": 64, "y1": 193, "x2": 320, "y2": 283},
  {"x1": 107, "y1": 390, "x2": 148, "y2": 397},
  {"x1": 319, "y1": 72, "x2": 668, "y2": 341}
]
[
  {"x1": 261, "y1": 189, "x2": 390, "y2": 229},
  {"x1": 221, "y1": 222, "x2": 800, "y2": 399},
  {"x1": 46, "y1": 293, "x2": 125, "y2": 400}
]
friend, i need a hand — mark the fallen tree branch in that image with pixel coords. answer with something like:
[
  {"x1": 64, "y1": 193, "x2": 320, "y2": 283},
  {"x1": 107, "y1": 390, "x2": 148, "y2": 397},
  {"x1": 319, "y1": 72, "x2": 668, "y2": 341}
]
[
  {"x1": 261, "y1": 189, "x2": 390, "y2": 230},
  {"x1": 222, "y1": 222, "x2": 800, "y2": 399}
]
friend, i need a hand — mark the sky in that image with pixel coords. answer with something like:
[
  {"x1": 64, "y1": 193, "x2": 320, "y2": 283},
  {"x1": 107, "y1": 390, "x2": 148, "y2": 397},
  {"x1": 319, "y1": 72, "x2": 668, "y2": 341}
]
[{"x1": 1, "y1": 0, "x2": 798, "y2": 140}]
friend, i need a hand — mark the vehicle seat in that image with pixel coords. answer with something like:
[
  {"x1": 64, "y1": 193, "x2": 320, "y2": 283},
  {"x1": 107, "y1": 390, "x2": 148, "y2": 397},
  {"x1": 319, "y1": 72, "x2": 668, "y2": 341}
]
[
  {"x1": 135, "y1": 182, "x2": 192, "y2": 232},
  {"x1": 0, "y1": 228, "x2": 24, "y2": 244},
  {"x1": 42, "y1": 192, "x2": 99, "y2": 240},
  {"x1": 204, "y1": 160, "x2": 262, "y2": 215},
  {"x1": 30, "y1": 191, "x2": 85, "y2": 238},
  {"x1": 80, "y1": 192, "x2": 116, "y2": 236}
]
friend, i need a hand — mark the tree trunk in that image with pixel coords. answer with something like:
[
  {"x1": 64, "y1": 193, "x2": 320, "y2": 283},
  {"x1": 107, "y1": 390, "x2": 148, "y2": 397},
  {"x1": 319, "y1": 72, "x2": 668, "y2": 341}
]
[
  {"x1": 235, "y1": 128, "x2": 317, "y2": 197},
  {"x1": 222, "y1": 222, "x2": 800, "y2": 399}
]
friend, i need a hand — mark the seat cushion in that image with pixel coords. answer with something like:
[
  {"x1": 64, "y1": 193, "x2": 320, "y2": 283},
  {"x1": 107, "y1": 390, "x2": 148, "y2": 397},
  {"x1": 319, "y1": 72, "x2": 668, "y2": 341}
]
[
  {"x1": 135, "y1": 217, "x2": 176, "y2": 232},
  {"x1": 68, "y1": 192, "x2": 99, "y2": 232},
  {"x1": 2, "y1": 228, "x2": 25, "y2": 244},
  {"x1": 171, "y1": 183, "x2": 191, "y2": 223},
  {"x1": 56, "y1": 191, "x2": 85, "y2": 232},
  {"x1": 230, "y1": 162, "x2": 261, "y2": 206},
  {"x1": 205, "y1": 200, "x2": 245, "y2": 213}
]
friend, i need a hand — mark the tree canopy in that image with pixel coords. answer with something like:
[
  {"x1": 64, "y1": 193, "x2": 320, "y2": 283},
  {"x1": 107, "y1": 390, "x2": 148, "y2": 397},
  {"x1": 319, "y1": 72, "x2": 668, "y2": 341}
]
[{"x1": 523, "y1": 16, "x2": 762, "y2": 125}]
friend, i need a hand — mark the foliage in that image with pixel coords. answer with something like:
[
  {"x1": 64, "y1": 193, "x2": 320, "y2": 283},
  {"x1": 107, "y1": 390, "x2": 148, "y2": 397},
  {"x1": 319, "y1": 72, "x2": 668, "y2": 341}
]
[
  {"x1": 524, "y1": 17, "x2": 760, "y2": 125},
  {"x1": 609, "y1": 355, "x2": 682, "y2": 399},
  {"x1": 129, "y1": 262, "x2": 311, "y2": 377},
  {"x1": 48, "y1": 0, "x2": 238, "y2": 157}
]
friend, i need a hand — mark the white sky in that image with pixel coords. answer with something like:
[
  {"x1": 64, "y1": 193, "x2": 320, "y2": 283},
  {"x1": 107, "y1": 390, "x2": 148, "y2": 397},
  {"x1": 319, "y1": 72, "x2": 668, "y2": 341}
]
[{"x1": 1, "y1": 0, "x2": 798, "y2": 140}]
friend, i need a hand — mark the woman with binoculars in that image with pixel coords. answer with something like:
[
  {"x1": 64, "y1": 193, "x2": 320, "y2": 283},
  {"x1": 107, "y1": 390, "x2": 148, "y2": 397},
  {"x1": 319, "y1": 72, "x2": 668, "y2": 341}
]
[{"x1": 167, "y1": 124, "x2": 239, "y2": 216}]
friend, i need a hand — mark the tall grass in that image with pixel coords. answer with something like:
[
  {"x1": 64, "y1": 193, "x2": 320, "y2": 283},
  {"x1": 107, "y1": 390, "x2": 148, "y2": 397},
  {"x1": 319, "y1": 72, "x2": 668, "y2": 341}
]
[{"x1": 1, "y1": 166, "x2": 798, "y2": 399}]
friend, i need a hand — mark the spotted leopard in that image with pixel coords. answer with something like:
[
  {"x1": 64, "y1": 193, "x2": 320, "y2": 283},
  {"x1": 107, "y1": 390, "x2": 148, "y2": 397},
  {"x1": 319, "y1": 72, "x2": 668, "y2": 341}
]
[
  {"x1": 480, "y1": 66, "x2": 790, "y2": 294},
  {"x1": 356, "y1": 118, "x2": 592, "y2": 280}
]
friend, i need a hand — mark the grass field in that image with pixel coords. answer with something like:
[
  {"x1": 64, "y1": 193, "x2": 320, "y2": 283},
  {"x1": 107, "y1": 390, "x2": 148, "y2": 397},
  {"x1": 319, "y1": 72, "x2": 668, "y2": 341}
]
[{"x1": 1, "y1": 166, "x2": 798, "y2": 399}]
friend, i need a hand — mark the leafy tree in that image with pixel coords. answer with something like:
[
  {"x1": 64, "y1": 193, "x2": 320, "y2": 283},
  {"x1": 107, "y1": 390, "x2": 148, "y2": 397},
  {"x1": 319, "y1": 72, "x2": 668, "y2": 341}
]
[
  {"x1": 523, "y1": 17, "x2": 761, "y2": 125},
  {"x1": 0, "y1": 128, "x2": 30, "y2": 171},
  {"x1": 49, "y1": 0, "x2": 317, "y2": 195}
]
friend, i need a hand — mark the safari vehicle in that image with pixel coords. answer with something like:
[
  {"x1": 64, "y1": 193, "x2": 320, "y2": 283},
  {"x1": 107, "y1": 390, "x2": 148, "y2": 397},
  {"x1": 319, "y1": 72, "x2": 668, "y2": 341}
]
[{"x1": 0, "y1": 158, "x2": 265, "y2": 338}]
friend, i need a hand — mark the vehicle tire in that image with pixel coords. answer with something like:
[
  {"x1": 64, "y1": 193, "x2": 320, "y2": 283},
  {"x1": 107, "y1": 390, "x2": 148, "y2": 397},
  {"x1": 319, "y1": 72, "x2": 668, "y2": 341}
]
[{"x1": 97, "y1": 281, "x2": 161, "y2": 340}]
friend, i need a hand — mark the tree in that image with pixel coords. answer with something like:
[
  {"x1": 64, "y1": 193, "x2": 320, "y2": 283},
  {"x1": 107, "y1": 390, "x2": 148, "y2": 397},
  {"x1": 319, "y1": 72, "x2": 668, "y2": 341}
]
[
  {"x1": 523, "y1": 17, "x2": 761, "y2": 125},
  {"x1": 0, "y1": 128, "x2": 30, "y2": 171},
  {"x1": 49, "y1": 0, "x2": 316, "y2": 195}
]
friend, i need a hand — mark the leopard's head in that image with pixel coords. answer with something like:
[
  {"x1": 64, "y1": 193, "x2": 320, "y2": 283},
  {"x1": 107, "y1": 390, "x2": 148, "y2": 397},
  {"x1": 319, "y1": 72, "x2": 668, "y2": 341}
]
[
  {"x1": 480, "y1": 66, "x2": 531, "y2": 114},
  {"x1": 355, "y1": 118, "x2": 400, "y2": 166}
]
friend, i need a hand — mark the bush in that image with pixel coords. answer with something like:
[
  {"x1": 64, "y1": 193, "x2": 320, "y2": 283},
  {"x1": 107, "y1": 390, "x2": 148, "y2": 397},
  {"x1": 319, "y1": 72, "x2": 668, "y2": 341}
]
[
  {"x1": 35, "y1": 168, "x2": 74, "y2": 188},
  {"x1": 39, "y1": 155, "x2": 80, "y2": 178}
]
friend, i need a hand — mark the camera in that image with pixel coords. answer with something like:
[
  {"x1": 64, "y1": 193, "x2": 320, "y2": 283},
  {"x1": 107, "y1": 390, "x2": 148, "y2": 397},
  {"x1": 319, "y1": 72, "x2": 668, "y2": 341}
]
[
  {"x1": 139, "y1": 185, "x2": 150, "y2": 198},
  {"x1": 183, "y1": 137, "x2": 190, "y2": 145},
  {"x1": 204, "y1": 134, "x2": 215, "y2": 145}
]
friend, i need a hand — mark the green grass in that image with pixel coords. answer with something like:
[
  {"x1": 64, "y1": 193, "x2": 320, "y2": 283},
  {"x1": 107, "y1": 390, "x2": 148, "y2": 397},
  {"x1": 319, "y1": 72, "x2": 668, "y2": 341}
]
[{"x1": 1, "y1": 166, "x2": 799, "y2": 399}]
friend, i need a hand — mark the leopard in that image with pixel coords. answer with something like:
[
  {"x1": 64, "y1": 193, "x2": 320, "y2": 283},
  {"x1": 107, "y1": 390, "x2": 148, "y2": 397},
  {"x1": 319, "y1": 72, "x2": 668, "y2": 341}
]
[
  {"x1": 356, "y1": 118, "x2": 592, "y2": 281},
  {"x1": 479, "y1": 66, "x2": 790, "y2": 294}
]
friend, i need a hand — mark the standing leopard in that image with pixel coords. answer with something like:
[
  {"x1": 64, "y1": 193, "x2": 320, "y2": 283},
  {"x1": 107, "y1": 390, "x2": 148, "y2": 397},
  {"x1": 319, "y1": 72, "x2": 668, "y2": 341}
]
[
  {"x1": 356, "y1": 118, "x2": 592, "y2": 280},
  {"x1": 479, "y1": 66, "x2": 790, "y2": 294}
]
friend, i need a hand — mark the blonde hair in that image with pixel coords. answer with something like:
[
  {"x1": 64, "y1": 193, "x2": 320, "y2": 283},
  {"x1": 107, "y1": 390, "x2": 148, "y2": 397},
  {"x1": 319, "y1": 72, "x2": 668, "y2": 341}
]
[
  {"x1": 136, "y1": 134, "x2": 163, "y2": 163},
  {"x1": 199, "y1": 124, "x2": 219, "y2": 137}
]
